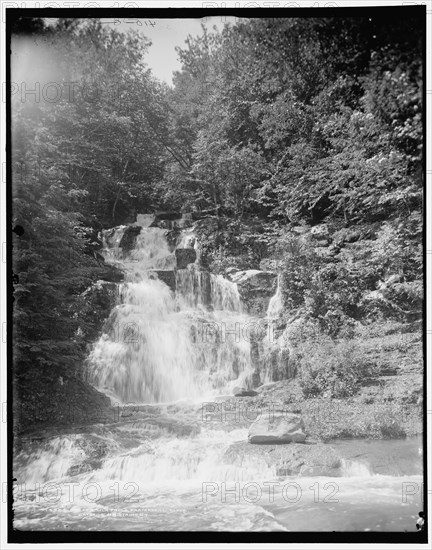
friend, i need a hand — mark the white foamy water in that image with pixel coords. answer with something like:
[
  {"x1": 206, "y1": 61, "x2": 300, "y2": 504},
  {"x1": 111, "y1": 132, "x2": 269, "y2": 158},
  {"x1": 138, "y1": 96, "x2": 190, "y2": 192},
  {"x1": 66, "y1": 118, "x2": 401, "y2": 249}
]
[
  {"x1": 13, "y1": 426, "x2": 424, "y2": 532},
  {"x1": 266, "y1": 274, "x2": 283, "y2": 320},
  {"x1": 88, "y1": 226, "x2": 255, "y2": 404}
]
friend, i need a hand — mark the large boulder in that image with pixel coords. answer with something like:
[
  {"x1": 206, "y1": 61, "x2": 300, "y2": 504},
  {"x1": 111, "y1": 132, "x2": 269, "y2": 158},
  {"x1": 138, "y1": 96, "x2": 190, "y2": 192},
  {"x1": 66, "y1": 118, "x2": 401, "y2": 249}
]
[
  {"x1": 229, "y1": 270, "x2": 278, "y2": 316},
  {"x1": 248, "y1": 412, "x2": 306, "y2": 444},
  {"x1": 175, "y1": 248, "x2": 197, "y2": 269}
]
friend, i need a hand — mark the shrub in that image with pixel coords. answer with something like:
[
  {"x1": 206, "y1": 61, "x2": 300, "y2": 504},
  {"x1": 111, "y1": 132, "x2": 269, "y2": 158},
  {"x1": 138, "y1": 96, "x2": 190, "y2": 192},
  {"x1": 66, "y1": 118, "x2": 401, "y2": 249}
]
[{"x1": 295, "y1": 337, "x2": 378, "y2": 398}]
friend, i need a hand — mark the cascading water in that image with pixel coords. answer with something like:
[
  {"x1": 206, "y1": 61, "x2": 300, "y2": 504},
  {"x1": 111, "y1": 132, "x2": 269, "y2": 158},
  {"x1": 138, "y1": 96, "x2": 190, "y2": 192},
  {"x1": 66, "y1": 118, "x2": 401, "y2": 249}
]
[
  {"x1": 88, "y1": 226, "x2": 254, "y2": 403},
  {"x1": 13, "y1": 223, "x2": 423, "y2": 532},
  {"x1": 266, "y1": 274, "x2": 283, "y2": 320}
]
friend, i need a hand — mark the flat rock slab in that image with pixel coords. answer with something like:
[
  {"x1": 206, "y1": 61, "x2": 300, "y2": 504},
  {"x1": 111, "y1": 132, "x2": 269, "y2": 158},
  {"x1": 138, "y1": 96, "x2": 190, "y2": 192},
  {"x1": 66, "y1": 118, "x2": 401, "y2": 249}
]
[
  {"x1": 234, "y1": 389, "x2": 258, "y2": 397},
  {"x1": 223, "y1": 440, "x2": 342, "y2": 477}
]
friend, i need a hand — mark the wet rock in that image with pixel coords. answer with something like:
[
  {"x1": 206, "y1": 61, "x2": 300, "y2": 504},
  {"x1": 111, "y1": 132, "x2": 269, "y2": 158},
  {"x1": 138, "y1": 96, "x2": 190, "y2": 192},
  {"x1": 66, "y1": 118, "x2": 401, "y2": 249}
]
[
  {"x1": 129, "y1": 413, "x2": 200, "y2": 438},
  {"x1": 148, "y1": 212, "x2": 184, "y2": 230},
  {"x1": 262, "y1": 346, "x2": 296, "y2": 382},
  {"x1": 98, "y1": 264, "x2": 124, "y2": 283},
  {"x1": 154, "y1": 211, "x2": 182, "y2": 221},
  {"x1": 230, "y1": 270, "x2": 278, "y2": 317},
  {"x1": 251, "y1": 370, "x2": 261, "y2": 388},
  {"x1": 248, "y1": 412, "x2": 306, "y2": 444},
  {"x1": 233, "y1": 387, "x2": 258, "y2": 397},
  {"x1": 259, "y1": 258, "x2": 282, "y2": 272},
  {"x1": 119, "y1": 225, "x2": 142, "y2": 253},
  {"x1": 225, "y1": 267, "x2": 240, "y2": 279},
  {"x1": 165, "y1": 229, "x2": 182, "y2": 252},
  {"x1": 67, "y1": 435, "x2": 110, "y2": 476},
  {"x1": 224, "y1": 440, "x2": 341, "y2": 477},
  {"x1": 151, "y1": 270, "x2": 176, "y2": 292},
  {"x1": 179, "y1": 229, "x2": 197, "y2": 249},
  {"x1": 175, "y1": 248, "x2": 197, "y2": 269}
]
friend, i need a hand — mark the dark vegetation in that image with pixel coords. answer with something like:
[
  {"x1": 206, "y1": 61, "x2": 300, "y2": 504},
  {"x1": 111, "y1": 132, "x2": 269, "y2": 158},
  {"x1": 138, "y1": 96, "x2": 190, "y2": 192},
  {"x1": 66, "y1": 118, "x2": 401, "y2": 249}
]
[{"x1": 11, "y1": 14, "x2": 423, "y2": 430}]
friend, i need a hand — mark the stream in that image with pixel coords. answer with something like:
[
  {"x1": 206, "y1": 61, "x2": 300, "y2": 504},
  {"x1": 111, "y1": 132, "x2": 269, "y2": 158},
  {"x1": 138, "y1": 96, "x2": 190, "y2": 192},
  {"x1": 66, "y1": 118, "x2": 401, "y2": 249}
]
[{"x1": 13, "y1": 223, "x2": 424, "y2": 532}]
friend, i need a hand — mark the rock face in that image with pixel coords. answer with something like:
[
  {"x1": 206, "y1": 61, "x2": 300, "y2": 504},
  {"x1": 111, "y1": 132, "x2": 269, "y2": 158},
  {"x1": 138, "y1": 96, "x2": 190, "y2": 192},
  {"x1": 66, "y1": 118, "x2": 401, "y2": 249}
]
[
  {"x1": 248, "y1": 412, "x2": 306, "y2": 444},
  {"x1": 175, "y1": 248, "x2": 197, "y2": 269},
  {"x1": 165, "y1": 228, "x2": 182, "y2": 251},
  {"x1": 99, "y1": 264, "x2": 124, "y2": 283},
  {"x1": 154, "y1": 211, "x2": 182, "y2": 222},
  {"x1": 151, "y1": 270, "x2": 176, "y2": 292},
  {"x1": 224, "y1": 440, "x2": 342, "y2": 477},
  {"x1": 263, "y1": 346, "x2": 296, "y2": 382},
  {"x1": 229, "y1": 269, "x2": 278, "y2": 316},
  {"x1": 80, "y1": 280, "x2": 120, "y2": 342},
  {"x1": 119, "y1": 225, "x2": 142, "y2": 253}
]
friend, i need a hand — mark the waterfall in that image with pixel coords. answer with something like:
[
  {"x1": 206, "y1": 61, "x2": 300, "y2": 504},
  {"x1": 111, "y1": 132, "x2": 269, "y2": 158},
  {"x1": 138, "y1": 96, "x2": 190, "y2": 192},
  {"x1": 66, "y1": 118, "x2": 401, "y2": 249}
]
[
  {"x1": 14, "y1": 223, "x2": 423, "y2": 534},
  {"x1": 266, "y1": 274, "x2": 283, "y2": 320},
  {"x1": 88, "y1": 225, "x2": 255, "y2": 404}
]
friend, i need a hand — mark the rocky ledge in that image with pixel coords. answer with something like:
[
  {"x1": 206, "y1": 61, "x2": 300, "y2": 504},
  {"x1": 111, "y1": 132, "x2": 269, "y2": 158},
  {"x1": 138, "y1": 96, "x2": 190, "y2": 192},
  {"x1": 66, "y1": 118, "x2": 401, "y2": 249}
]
[
  {"x1": 226, "y1": 269, "x2": 278, "y2": 316},
  {"x1": 222, "y1": 440, "x2": 343, "y2": 477}
]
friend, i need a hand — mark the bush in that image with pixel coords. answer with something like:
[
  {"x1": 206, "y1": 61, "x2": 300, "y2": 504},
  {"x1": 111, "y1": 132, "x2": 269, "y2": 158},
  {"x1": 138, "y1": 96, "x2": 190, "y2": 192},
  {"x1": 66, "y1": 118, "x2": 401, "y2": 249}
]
[{"x1": 295, "y1": 337, "x2": 378, "y2": 398}]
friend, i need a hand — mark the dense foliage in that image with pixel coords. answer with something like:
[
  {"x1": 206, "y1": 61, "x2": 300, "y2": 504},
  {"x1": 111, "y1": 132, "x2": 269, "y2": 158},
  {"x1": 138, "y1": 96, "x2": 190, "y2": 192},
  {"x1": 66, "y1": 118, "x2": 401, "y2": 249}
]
[{"x1": 11, "y1": 14, "x2": 423, "y2": 397}]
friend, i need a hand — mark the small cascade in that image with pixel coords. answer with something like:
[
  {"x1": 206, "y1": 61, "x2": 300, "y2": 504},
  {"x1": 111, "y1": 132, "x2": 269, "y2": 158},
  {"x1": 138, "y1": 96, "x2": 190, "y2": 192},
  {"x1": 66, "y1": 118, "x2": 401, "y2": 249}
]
[
  {"x1": 175, "y1": 266, "x2": 243, "y2": 313},
  {"x1": 340, "y1": 458, "x2": 374, "y2": 477},
  {"x1": 260, "y1": 274, "x2": 294, "y2": 385},
  {"x1": 88, "y1": 224, "x2": 257, "y2": 404},
  {"x1": 266, "y1": 274, "x2": 283, "y2": 320},
  {"x1": 88, "y1": 429, "x2": 276, "y2": 485}
]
